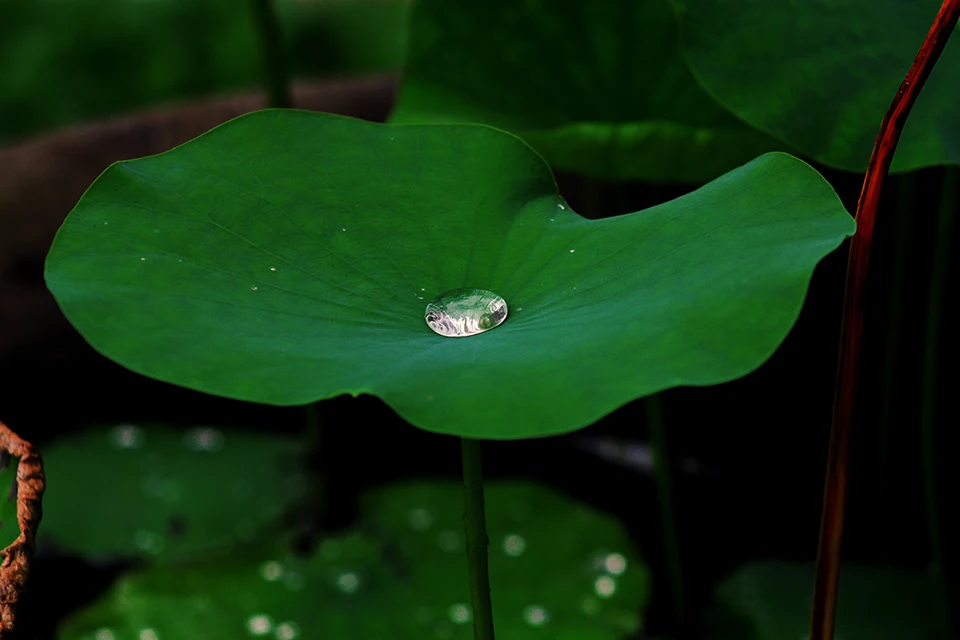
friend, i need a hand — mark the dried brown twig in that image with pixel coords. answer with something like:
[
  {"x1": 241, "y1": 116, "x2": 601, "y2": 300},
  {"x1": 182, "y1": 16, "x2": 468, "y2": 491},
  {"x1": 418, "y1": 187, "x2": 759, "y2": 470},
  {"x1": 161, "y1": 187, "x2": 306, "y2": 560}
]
[{"x1": 0, "y1": 420, "x2": 45, "y2": 636}]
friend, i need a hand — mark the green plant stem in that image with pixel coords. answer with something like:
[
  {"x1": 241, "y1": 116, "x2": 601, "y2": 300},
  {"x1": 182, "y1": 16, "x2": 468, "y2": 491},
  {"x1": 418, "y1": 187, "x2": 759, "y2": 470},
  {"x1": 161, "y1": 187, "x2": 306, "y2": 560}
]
[
  {"x1": 921, "y1": 167, "x2": 958, "y2": 635},
  {"x1": 461, "y1": 437, "x2": 496, "y2": 640},
  {"x1": 647, "y1": 394, "x2": 686, "y2": 628},
  {"x1": 250, "y1": 0, "x2": 292, "y2": 108},
  {"x1": 811, "y1": 3, "x2": 960, "y2": 639}
]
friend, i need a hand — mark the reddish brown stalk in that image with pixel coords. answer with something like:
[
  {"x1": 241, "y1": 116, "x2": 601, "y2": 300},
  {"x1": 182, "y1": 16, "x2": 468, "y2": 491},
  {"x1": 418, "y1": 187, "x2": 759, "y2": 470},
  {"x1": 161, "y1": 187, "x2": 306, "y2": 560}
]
[
  {"x1": 811, "y1": 2, "x2": 960, "y2": 639},
  {"x1": 0, "y1": 421, "x2": 45, "y2": 637}
]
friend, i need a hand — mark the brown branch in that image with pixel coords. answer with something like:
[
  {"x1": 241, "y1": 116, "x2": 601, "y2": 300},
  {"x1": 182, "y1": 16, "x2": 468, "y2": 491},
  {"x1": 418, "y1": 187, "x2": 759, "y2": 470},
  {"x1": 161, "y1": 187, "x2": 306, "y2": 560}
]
[
  {"x1": 811, "y1": 2, "x2": 960, "y2": 639},
  {"x1": 0, "y1": 421, "x2": 45, "y2": 637}
]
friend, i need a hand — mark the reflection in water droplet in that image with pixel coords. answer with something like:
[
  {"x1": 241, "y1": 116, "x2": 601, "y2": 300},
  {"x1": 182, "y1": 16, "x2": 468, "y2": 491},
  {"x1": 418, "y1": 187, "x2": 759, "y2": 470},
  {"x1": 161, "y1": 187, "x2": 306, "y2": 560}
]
[
  {"x1": 408, "y1": 507, "x2": 434, "y2": 531},
  {"x1": 139, "y1": 629, "x2": 159, "y2": 640},
  {"x1": 503, "y1": 534, "x2": 526, "y2": 557},
  {"x1": 523, "y1": 605, "x2": 549, "y2": 626},
  {"x1": 448, "y1": 604, "x2": 472, "y2": 624},
  {"x1": 437, "y1": 530, "x2": 461, "y2": 552},
  {"x1": 95, "y1": 628, "x2": 115, "y2": 640},
  {"x1": 603, "y1": 553, "x2": 627, "y2": 575},
  {"x1": 247, "y1": 614, "x2": 273, "y2": 636},
  {"x1": 424, "y1": 288, "x2": 507, "y2": 337},
  {"x1": 337, "y1": 572, "x2": 360, "y2": 594},
  {"x1": 260, "y1": 561, "x2": 283, "y2": 582},
  {"x1": 111, "y1": 424, "x2": 144, "y2": 450},
  {"x1": 274, "y1": 621, "x2": 300, "y2": 640},
  {"x1": 594, "y1": 575, "x2": 617, "y2": 598},
  {"x1": 133, "y1": 529, "x2": 165, "y2": 555}
]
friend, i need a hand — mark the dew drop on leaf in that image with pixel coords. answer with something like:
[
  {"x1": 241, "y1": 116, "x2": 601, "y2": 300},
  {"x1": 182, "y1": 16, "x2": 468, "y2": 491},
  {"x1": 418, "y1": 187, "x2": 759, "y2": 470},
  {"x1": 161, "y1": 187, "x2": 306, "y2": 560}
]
[{"x1": 424, "y1": 288, "x2": 507, "y2": 337}]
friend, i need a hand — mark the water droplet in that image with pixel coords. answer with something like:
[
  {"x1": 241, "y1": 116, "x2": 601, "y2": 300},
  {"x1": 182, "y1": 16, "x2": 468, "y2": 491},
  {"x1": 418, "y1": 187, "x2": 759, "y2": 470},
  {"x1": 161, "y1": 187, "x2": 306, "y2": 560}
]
[
  {"x1": 274, "y1": 621, "x2": 300, "y2": 640},
  {"x1": 342, "y1": 228, "x2": 347, "y2": 231},
  {"x1": 111, "y1": 424, "x2": 144, "y2": 449},
  {"x1": 251, "y1": 285, "x2": 259, "y2": 291},
  {"x1": 337, "y1": 571, "x2": 360, "y2": 594},
  {"x1": 558, "y1": 204, "x2": 566, "y2": 210},
  {"x1": 569, "y1": 249, "x2": 575, "y2": 253},
  {"x1": 408, "y1": 507, "x2": 434, "y2": 531},
  {"x1": 185, "y1": 427, "x2": 224, "y2": 452},
  {"x1": 502, "y1": 534, "x2": 526, "y2": 557},
  {"x1": 594, "y1": 575, "x2": 617, "y2": 598},
  {"x1": 270, "y1": 267, "x2": 277, "y2": 271},
  {"x1": 603, "y1": 552, "x2": 627, "y2": 575},
  {"x1": 523, "y1": 605, "x2": 549, "y2": 626},
  {"x1": 260, "y1": 560, "x2": 283, "y2": 582},
  {"x1": 246, "y1": 614, "x2": 274, "y2": 636},
  {"x1": 437, "y1": 529, "x2": 461, "y2": 552},
  {"x1": 95, "y1": 629, "x2": 115, "y2": 640},
  {"x1": 103, "y1": 221, "x2": 109, "y2": 225},
  {"x1": 139, "y1": 629, "x2": 159, "y2": 640},
  {"x1": 448, "y1": 604, "x2": 472, "y2": 624},
  {"x1": 424, "y1": 288, "x2": 507, "y2": 337},
  {"x1": 140, "y1": 257, "x2": 146, "y2": 261}
]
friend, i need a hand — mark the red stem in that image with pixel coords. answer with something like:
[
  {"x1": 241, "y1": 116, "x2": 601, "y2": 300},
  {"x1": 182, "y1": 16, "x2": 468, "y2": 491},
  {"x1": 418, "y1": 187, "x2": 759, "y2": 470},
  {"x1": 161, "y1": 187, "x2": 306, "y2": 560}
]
[{"x1": 811, "y1": 2, "x2": 960, "y2": 639}]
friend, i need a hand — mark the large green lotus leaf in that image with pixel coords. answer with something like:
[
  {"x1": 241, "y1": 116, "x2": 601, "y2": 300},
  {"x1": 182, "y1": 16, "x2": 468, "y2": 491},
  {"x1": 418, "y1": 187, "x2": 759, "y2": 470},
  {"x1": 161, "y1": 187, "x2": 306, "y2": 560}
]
[
  {"x1": 0, "y1": 454, "x2": 19, "y2": 551},
  {"x1": 58, "y1": 482, "x2": 647, "y2": 640},
  {"x1": 671, "y1": 0, "x2": 960, "y2": 172},
  {"x1": 39, "y1": 424, "x2": 307, "y2": 561},
  {"x1": 389, "y1": 0, "x2": 782, "y2": 182},
  {"x1": 702, "y1": 562, "x2": 950, "y2": 639},
  {"x1": 44, "y1": 110, "x2": 854, "y2": 440}
]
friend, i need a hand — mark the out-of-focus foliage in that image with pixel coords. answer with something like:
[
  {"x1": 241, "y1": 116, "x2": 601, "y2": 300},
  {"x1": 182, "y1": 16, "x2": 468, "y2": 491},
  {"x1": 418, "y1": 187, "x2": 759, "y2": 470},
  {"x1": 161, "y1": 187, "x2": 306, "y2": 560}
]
[{"x1": 0, "y1": 0, "x2": 409, "y2": 142}]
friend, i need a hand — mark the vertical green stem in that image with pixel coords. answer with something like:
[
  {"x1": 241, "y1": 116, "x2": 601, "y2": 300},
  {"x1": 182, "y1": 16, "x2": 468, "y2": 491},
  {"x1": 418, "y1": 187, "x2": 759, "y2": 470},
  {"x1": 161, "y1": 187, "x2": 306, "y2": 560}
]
[
  {"x1": 250, "y1": 0, "x2": 292, "y2": 108},
  {"x1": 647, "y1": 394, "x2": 686, "y2": 627},
  {"x1": 921, "y1": 167, "x2": 958, "y2": 635},
  {"x1": 461, "y1": 437, "x2": 496, "y2": 640}
]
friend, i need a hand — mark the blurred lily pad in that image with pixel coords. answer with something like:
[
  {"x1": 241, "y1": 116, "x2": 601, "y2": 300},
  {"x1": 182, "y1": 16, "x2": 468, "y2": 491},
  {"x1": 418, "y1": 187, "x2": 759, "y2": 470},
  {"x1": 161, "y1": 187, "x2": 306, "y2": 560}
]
[
  {"x1": 671, "y1": 0, "x2": 960, "y2": 172},
  {"x1": 390, "y1": 0, "x2": 782, "y2": 182},
  {"x1": 702, "y1": 561, "x2": 951, "y2": 639},
  {"x1": 58, "y1": 482, "x2": 648, "y2": 640},
  {"x1": 39, "y1": 424, "x2": 306, "y2": 561}
]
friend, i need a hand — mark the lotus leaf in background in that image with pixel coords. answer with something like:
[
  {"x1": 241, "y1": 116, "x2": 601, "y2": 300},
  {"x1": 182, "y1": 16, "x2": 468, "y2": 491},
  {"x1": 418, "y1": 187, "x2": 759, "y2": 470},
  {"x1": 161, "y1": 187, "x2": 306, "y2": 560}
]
[
  {"x1": 671, "y1": 0, "x2": 960, "y2": 172},
  {"x1": 44, "y1": 111, "x2": 854, "y2": 440},
  {"x1": 57, "y1": 482, "x2": 648, "y2": 640},
  {"x1": 702, "y1": 562, "x2": 950, "y2": 639},
  {"x1": 390, "y1": 0, "x2": 782, "y2": 182},
  {"x1": 39, "y1": 425, "x2": 307, "y2": 561}
]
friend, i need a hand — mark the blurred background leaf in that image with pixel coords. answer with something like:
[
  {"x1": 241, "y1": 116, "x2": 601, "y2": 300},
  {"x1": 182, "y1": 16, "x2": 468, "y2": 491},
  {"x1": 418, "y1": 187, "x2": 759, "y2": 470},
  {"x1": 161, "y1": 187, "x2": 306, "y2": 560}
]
[
  {"x1": 0, "y1": 0, "x2": 409, "y2": 143},
  {"x1": 57, "y1": 481, "x2": 648, "y2": 640},
  {"x1": 39, "y1": 424, "x2": 307, "y2": 561}
]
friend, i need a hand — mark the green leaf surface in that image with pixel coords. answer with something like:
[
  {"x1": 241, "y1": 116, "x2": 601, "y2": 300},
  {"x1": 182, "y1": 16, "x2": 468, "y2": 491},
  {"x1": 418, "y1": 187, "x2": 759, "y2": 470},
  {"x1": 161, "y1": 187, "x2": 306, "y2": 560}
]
[
  {"x1": 39, "y1": 424, "x2": 306, "y2": 561},
  {"x1": 45, "y1": 110, "x2": 854, "y2": 439},
  {"x1": 671, "y1": 0, "x2": 960, "y2": 172},
  {"x1": 58, "y1": 482, "x2": 647, "y2": 640},
  {"x1": 390, "y1": 0, "x2": 782, "y2": 182},
  {"x1": 0, "y1": 454, "x2": 19, "y2": 551},
  {"x1": 702, "y1": 562, "x2": 950, "y2": 639}
]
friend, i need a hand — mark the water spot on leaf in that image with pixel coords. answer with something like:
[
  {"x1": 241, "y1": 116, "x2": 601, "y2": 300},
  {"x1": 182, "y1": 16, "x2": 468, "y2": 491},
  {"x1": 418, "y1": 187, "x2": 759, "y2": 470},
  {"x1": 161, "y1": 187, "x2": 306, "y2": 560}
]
[
  {"x1": 503, "y1": 534, "x2": 526, "y2": 557},
  {"x1": 523, "y1": 605, "x2": 549, "y2": 626},
  {"x1": 424, "y1": 288, "x2": 508, "y2": 337},
  {"x1": 246, "y1": 614, "x2": 273, "y2": 636},
  {"x1": 448, "y1": 604, "x2": 471, "y2": 624}
]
